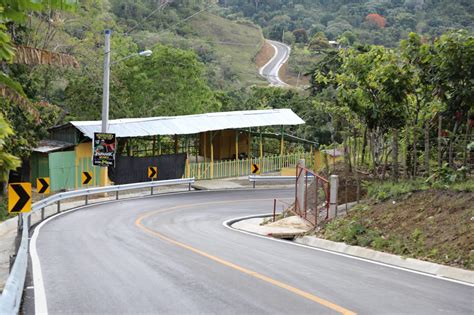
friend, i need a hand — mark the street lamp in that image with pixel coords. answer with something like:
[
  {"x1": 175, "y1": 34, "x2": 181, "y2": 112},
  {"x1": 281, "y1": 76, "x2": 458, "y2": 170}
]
[{"x1": 101, "y1": 29, "x2": 152, "y2": 133}]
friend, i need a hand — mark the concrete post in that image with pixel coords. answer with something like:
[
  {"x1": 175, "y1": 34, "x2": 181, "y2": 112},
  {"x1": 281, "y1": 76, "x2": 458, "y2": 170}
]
[
  {"x1": 296, "y1": 159, "x2": 305, "y2": 213},
  {"x1": 329, "y1": 175, "x2": 339, "y2": 219}
]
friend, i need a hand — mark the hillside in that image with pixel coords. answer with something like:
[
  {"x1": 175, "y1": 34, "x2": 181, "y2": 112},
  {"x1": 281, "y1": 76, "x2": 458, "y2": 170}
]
[
  {"x1": 110, "y1": 1, "x2": 266, "y2": 89},
  {"x1": 133, "y1": 12, "x2": 266, "y2": 89},
  {"x1": 218, "y1": 0, "x2": 474, "y2": 47},
  {"x1": 315, "y1": 185, "x2": 474, "y2": 270}
]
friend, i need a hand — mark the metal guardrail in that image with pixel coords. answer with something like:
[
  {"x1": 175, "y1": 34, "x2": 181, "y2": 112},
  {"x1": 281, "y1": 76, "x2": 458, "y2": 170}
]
[
  {"x1": 0, "y1": 177, "x2": 195, "y2": 314},
  {"x1": 248, "y1": 175, "x2": 314, "y2": 188}
]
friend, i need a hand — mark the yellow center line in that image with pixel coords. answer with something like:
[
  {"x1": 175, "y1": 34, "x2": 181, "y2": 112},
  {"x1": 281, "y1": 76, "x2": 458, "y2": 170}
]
[{"x1": 135, "y1": 198, "x2": 356, "y2": 315}]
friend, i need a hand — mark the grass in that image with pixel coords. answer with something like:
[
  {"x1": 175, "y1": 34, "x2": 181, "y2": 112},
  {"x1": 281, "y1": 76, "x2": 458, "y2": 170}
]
[
  {"x1": 315, "y1": 185, "x2": 474, "y2": 269},
  {"x1": 365, "y1": 178, "x2": 474, "y2": 202},
  {"x1": 189, "y1": 12, "x2": 266, "y2": 87}
]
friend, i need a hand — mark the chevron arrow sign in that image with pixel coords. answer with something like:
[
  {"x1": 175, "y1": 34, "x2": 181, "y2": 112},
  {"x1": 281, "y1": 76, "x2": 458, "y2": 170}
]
[{"x1": 8, "y1": 183, "x2": 32, "y2": 213}]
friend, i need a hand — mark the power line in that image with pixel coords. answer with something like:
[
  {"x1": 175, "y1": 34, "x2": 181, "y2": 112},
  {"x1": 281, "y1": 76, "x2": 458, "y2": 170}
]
[{"x1": 124, "y1": 1, "x2": 171, "y2": 35}]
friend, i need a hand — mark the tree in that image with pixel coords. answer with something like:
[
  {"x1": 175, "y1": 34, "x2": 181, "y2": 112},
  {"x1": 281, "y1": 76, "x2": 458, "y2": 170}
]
[
  {"x1": 0, "y1": 114, "x2": 20, "y2": 183},
  {"x1": 66, "y1": 44, "x2": 220, "y2": 120},
  {"x1": 430, "y1": 30, "x2": 474, "y2": 167},
  {"x1": 365, "y1": 14, "x2": 386, "y2": 29},
  {"x1": 309, "y1": 32, "x2": 331, "y2": 51},
  {"x1": 293, "y1": 28, "x2": 308, "y2": 43}
]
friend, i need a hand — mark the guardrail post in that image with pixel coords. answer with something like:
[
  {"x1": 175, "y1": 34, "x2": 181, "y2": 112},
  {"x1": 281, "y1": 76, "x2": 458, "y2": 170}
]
[
  {"x1": 57, "y1": 200, "x2": 61, "y2": 213},
  {"x1": 41, "y1": 208, "x2": 45, "y2": 221},
  {"x1": 27, "y1": 215, "x2": 31, "y2": 230},
  {"x1": 17, "y1": 214, "x2": 22, "y2": 232},
  {"x1": 253, "y1": 180, "x2": 256, "y2": 189},
  {"x1": 85, "y1": 194, "x2": 89, "y2": 205},
  {"x1": 188, "y1": 183, "x2": 191, "y2": 191},
  {"x1": 151, "y1": 186, "x2": 154, "y2": 195},
  {"x1": 329, "y1": 175, "x2": 339, "y2": 219},
  {"x1": 116, "y1": 191, "x2": 119, "y2": 200},
  {"x1": 273, "y1": 199, "x2": 277, "y2": 222}
]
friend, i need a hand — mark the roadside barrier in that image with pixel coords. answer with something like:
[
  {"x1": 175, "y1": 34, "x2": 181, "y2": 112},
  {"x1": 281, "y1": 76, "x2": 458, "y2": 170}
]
[
  {"x1": 0, "y1": 178, "x2": 195, "y2": 314},
  {"x1": 248, "y1": 174, "x2": 314, "y2": 188},
  {"x1": 188, "y1": 152, "x2": 317, "y2": 180}
]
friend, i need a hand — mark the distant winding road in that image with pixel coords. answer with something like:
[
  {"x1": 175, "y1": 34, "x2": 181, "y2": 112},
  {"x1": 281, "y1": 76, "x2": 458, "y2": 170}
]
[
  {"x1": 259, "y1": 40, "x2": 291, "y2": 87},
  {"x1": 27, "y1": 189, "x2": 473, "y2": 314}
]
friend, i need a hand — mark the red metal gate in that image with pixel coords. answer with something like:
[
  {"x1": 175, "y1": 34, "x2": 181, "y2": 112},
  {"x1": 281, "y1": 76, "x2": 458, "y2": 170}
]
[{"x1": 292, "y1": 165, "x2": 330, "y2": 227}]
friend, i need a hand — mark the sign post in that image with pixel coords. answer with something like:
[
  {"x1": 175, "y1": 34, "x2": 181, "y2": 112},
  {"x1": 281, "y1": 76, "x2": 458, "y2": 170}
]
[{"x1": 93, "y1": 132, "x2": 116, "y2": 167}]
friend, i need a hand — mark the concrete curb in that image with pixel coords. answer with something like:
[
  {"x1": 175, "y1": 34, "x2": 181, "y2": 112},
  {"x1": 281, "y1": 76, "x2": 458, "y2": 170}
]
[
  {"x1": 227, "y1": 214, "x2": 474, "y2": 285},
  {"x1": 0, "y1": 217, "x2": 18, "y2": 238},
  {"x1": 295, "y1": 236, "x2": 474, "y2": 285}
]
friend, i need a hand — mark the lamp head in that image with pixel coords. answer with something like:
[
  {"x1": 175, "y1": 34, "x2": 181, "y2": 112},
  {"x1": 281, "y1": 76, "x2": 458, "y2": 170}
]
[{"x1": 138, "y1": 50, "x2": 153, "y2": 57}]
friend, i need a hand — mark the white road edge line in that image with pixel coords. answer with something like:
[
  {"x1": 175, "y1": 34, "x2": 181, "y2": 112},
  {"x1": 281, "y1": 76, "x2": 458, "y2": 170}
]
[
  {"x1": 29, "y1": 189, "x2": 208, "y2": 315},
  {"x1": 222, "y1": 214, "x2": 474, "y2": 288},
  {"x1": 259, "y1": 40, "x2": 279, "y2": 76}
]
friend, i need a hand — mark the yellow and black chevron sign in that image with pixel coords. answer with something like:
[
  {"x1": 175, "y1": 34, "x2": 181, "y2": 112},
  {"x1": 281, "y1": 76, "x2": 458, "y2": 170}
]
[
  {"x1": 82, "y1": 171, "x2": 92, "y2": 185},
  {"x1": 37, "y1": 177, "x2": 50, "y2": 194},
  {"x1": 8, "y1": 183, "x2": 32, "y2": 213},
  {"x1": 251, "y1": 163, "x2": 260, "y2": 174},
  {"x1": 148, "y1": 166, "x2": 158, "y2": 179}
]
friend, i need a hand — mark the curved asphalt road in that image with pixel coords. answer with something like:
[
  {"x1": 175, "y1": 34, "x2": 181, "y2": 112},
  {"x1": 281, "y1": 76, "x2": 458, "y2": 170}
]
[
  {"x1": 29, "y1": 189, "x2": 472, "y2": 314},
  {"x1": 260, "y1": 40, "x2": 291, "y2": 87}
]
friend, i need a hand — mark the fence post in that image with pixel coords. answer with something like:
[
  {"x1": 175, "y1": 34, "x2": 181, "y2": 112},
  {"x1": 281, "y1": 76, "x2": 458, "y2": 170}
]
[
  {"x1": 329, "y1": 175, "x2": 339, "y2": 219},
  {"x1": 296, "y1": 159, "x2": 305, "y2": 214}
]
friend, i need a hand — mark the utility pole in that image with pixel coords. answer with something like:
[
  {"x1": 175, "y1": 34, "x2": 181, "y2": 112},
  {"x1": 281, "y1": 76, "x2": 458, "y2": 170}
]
[{"x1": 101, "y1": 29, "x2": 111, "y2": 133}]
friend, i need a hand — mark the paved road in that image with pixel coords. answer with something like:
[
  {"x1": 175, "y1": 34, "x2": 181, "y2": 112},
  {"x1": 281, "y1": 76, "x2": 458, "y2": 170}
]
[
  {"x1": 29, "y1": 189, "x2": 472, "y2": 314},
  {"x1": 259, "y1": 40, "x2": 291, "y2": 86}
]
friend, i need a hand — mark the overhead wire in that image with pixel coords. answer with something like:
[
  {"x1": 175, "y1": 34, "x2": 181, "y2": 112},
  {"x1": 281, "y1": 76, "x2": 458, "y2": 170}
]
[{"x1": 123, "y1": 1, "x2": 171, "y2": 35}]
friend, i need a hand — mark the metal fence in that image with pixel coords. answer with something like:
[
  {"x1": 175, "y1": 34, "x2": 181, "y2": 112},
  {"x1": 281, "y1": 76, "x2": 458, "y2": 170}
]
[
  {"x1": 0, "y1": 178, "x2": 195, "y2": 314},
  {"x1": 293, "y1": 165, "x2": 329, "y2": 227},
  {"x1": 188, "y1": 152, "x2": 316, "y2": 180}
]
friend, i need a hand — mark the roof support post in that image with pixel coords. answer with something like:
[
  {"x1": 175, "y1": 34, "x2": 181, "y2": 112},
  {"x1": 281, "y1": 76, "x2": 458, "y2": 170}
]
[
  {"x1": 280, "y1": 125, "x2": 284, "y2": 156},
  {"x1": 203, "y1": 132, "x2": 207, "y2": 163},
  {"x1": 235, "y1": 130, "x2": 239, "y2": 160},
  {"x1": 248, "y1": 128, "x2": 251, "y2": 158},
  {"x1": 157, "y1": 135, "x2": 162, "y2": 155},
  {"x1": 210, "y1": 131, "x2": 214, "y2": 179},
  {"x1": 174, "y1": 135, "x2": 179, "y2": 154}
]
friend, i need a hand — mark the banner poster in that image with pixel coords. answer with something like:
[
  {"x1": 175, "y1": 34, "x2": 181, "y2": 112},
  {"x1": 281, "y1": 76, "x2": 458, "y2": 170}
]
[{"x1": 93, "y1": 132, "x2": 116, "y2": 167}]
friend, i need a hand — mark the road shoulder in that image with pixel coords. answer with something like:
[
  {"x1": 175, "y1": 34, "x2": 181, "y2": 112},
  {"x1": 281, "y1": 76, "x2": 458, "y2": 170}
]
[{"x1": 228, "y1": 214, "x2": 474, "y2": 285}]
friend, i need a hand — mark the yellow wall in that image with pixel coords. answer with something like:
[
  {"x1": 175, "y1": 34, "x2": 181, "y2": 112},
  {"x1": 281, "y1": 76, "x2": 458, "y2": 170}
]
[
  {"x1": 75, "y1": 142, "x2": 110, "y2": 188},
  {"x1": 199, "y1": 130, "x2": 251, "y2": 160}
]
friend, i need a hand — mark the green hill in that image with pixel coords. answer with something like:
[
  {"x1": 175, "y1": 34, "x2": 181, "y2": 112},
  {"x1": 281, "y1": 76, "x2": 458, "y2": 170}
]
[{"x1": 132, "y1": 12, "x2": 266, "y2": 89}]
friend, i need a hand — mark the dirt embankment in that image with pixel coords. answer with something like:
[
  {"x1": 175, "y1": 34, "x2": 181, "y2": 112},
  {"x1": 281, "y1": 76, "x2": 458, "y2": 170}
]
[
  {"x1": 278, "y1": 63, "x2": 310, "y2": 87},
  {"x1": 316, "y1": 189, "x2": 474, "y2": 270},
  {"x1": 254, "y1": 40, "x2": 275, "y2": 69}
]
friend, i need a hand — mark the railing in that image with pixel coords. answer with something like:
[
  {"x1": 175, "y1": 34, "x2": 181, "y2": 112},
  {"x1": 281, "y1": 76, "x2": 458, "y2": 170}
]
[
  {"x1": 188, "y1": 152, "x2": 316, "y2": 180},
  {"x1": 0, "y1": 178, "x2": 195, "y2": 314},
  {"x1": 294, "y1": 165, "x2": 329, "y2": 227},
  {"x1": 249, "y1": 174, "x2": 315, "y2": 188}
]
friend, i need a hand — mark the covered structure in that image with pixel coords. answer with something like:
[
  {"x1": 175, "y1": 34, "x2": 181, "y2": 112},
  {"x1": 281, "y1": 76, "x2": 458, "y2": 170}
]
[
  {"x1": 70, "y1": 109, "x2": 305, "y2": 160},
  {"x1": 33, "y1": 109, "x2": 315, "y2": 190}
]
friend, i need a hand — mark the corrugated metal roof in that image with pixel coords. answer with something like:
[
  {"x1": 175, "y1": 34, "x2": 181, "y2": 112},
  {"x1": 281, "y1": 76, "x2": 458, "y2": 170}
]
[
  {"x1": 70, "y1": 109, "x2": 304, "y2": 139},
  {"x1": 32, "y1": 139, "x2": 75, "y2": 153}
]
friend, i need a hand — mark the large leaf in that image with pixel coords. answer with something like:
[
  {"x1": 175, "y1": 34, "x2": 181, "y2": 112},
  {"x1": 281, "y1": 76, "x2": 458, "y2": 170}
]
[{"x1": 13, "y1": 45, "x2": 80, "y2": 67}]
